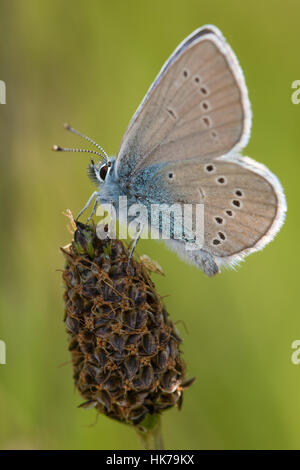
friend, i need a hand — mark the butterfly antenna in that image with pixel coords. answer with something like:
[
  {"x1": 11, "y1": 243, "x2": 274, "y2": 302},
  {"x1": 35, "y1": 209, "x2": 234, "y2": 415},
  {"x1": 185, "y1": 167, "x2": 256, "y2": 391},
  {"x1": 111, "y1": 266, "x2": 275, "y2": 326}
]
[
  {"x1": 52, "y1": 145, "x2": 107, "y2": 161},
  {"x1": 63, "y1": 123, "x2": 109, "y2": 161}
]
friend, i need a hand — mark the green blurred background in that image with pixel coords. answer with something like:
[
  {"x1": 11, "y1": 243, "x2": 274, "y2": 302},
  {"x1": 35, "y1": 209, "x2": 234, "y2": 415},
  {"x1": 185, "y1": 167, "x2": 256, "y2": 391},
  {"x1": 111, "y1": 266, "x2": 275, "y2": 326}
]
[{"x1": 0, "y1": 0, "x2": 299, "y2": 450}]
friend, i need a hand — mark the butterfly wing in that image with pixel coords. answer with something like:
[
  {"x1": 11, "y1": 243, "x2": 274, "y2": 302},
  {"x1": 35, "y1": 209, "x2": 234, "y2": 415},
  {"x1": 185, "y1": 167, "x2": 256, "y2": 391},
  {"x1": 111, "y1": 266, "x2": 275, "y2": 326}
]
[
  {"x1": 137, "y1": 156, "x2": 286, "y2": 273},
  {"x1": 116, "y1": 25, "x2": 251, "y2": 183},
  {"x1": 115, "y1": 25, "x2": 286, "y2": 275}
]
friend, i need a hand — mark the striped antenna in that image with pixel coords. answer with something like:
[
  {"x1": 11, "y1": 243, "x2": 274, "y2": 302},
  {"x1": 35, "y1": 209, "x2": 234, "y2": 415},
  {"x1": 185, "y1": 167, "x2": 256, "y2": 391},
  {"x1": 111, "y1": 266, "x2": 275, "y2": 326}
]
[
  {"x1": 52, "y1": 145, "x2": 107, "y2": 160},
  {"x1": 52, "y1": 123, "x2": 109, "y2": 162},
  {"x1": 64, "y1": 123, "x2": 109, "y2": 161}
]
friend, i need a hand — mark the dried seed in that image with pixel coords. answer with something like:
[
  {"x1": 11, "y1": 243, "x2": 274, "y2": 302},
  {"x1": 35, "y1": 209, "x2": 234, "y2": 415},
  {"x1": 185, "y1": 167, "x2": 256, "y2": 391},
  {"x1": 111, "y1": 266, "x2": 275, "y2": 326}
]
[
  {"x1": 142, "y1": 334, "x2": 156, "y2": 355},
  {"x1": 141, "y1": 366, "x2": 154, "y2": 388},
  {"x1": 124, "y1": 356, "x2": 139, "y2": 378},
  {"x1": 65, "y1": 316, "x2": 79, "y2": 334}
]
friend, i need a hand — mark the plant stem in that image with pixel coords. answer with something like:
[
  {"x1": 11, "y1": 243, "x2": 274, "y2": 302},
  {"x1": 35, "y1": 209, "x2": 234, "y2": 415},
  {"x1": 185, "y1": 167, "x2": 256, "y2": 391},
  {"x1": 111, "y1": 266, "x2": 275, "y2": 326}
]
[
  {"x1": 136, "y1": 414, "x2": 164, "y2": 450},
  {"x1": 153, "y1": 417, "x2": 164, "y2": 450}
]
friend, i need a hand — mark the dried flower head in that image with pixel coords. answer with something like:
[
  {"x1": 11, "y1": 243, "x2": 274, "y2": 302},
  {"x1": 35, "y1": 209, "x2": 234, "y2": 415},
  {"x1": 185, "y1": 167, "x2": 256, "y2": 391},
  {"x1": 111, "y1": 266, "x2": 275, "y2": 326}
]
[{"x1": 61, "y1": 222, "x2": 193, "y2": 428}]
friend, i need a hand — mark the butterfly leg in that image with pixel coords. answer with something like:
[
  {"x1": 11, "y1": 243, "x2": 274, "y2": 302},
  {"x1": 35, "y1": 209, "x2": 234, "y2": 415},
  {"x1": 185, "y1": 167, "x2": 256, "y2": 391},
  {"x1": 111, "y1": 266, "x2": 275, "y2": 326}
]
[
  {"x1": 76, "y1": 191, "x2": 98, "y2": 221},
  {"x1": 87, "y1": 198, "x2": 99, "y2": 223},
  {"x1": 128, "y1": 223, "x2": 144, "y2": 266}
]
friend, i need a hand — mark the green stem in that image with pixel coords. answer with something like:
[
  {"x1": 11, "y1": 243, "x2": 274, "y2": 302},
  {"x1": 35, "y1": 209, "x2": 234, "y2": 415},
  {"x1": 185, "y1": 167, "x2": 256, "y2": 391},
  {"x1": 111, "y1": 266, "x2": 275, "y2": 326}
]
[{"x1": 136, "y1": 414, "x2": 164, "y2": 450}]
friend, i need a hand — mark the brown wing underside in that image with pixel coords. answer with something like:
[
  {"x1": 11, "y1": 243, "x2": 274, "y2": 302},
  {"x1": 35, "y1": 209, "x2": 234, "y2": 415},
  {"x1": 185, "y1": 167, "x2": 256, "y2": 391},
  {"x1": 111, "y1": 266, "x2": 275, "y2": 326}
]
[
  {"x1": 117, "y1": 34, "x2": 249, "y2": 179},
  {"x1": 151, "y1": 158, "x2": 278, "y2": 258}
]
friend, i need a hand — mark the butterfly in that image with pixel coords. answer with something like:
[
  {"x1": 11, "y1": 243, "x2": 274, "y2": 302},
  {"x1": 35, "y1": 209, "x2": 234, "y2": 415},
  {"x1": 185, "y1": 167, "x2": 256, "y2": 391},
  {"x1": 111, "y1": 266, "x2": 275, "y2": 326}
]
[{"x1": 54, "y1": 25, "x2": 286, "y2": 276}]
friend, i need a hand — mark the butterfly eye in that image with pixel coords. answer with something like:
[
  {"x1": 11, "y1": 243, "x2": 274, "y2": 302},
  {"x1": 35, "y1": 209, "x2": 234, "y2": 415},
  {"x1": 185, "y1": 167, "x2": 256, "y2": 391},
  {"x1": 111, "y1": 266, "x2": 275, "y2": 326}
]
[{"x1": 99, "y1": 164, "x2": 109, "y2": 181}]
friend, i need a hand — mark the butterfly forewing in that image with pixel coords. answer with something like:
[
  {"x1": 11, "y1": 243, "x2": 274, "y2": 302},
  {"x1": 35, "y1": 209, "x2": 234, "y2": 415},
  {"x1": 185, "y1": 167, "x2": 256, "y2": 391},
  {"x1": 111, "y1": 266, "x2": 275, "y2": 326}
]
[{"x1": 116, "y1": 26, "x2": 250, "y2": 180}]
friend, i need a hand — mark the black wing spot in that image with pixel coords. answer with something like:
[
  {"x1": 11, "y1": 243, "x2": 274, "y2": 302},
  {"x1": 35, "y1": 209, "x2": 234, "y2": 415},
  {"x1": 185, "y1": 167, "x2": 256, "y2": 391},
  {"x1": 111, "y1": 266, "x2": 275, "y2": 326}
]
[
  {"x1": 232, "y1": 200, "x2": 241, "y2": 208},
  {"x1": 202, "y1": 116, "x2": 211, "y2": 127},
  {"x1": 201, "y1": 101, "x2": 210, "y2": 111},
  {"x1": 200, "y1": 86, "x2": 209, "y2": 95},
  {"x1": 205, "y1": 164, "x2": 215, "y2": 173},
  {"x1": 217, "y1": 177, "x2": 226, "y2": 184}
]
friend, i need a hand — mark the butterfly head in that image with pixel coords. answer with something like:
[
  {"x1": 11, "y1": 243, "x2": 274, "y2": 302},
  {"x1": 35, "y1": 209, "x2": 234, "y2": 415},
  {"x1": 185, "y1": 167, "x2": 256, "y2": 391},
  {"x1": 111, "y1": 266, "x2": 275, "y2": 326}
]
[{"x1": 88, "y1": 158, "x2": 115, "y2": 186}]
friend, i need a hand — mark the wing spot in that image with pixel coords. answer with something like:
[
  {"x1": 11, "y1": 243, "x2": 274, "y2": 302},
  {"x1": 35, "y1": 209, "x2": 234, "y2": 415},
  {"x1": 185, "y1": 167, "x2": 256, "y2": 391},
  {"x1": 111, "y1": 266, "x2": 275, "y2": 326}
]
[
  {"x1": 182, "y1": 69, "x2": 189, "y2": 78},
  {"x1": 215, "y1": 216, "x2": 223, "y2": 224},
  {"x1": 201, "y1": 101, "x2": 210, "y2": 111},
  {"x1": 235, "y1": 189, "x2": 243, "y2": 197},
  {"x1": 232, "y1": 200, "x2": 241, "y2": 208},
  {"x1": 205, "y1": 164, "x2": 215, "y2": 173},
  {"x1": 226, "y1": 209, "x2": 233, "y2": 217},
  {"x1": 217, "y1": 176, "x2": 227, "y2": 184},
  {"x1": 211, "y1": 130, "x2": 218, "y2": 138},
  {"x1": 202, "y1": 116, "x2": 211, "y2": 127},
  {"x1": 200, "y1": 86, "x2": 209, "y2": 96},
  {"x1": 194, "y1": 76, "x2": 201, "y2": 83},
  {"x1": 166, "y1": 108, "x2": 177, "y2": 120},
  {"x1": 168, "y1": 172, "x2": 174, "y2": 179},
  {"x1": 212, "y1": 239, "x2": 221, "y2": 245},
  {"x1": 198, "y1": 187, "x2": 205, "y2": 199},
  {"x1": 218, "y1": 232, "x2": 226, "y2": 240}
]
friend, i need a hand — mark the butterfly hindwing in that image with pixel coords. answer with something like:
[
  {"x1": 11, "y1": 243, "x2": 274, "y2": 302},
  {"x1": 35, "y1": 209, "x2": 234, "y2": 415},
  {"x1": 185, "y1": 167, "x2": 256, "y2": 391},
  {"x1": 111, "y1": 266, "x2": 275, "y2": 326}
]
[{"x1": 137, "y1": 156, "x2": 285, "y2": 267}]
